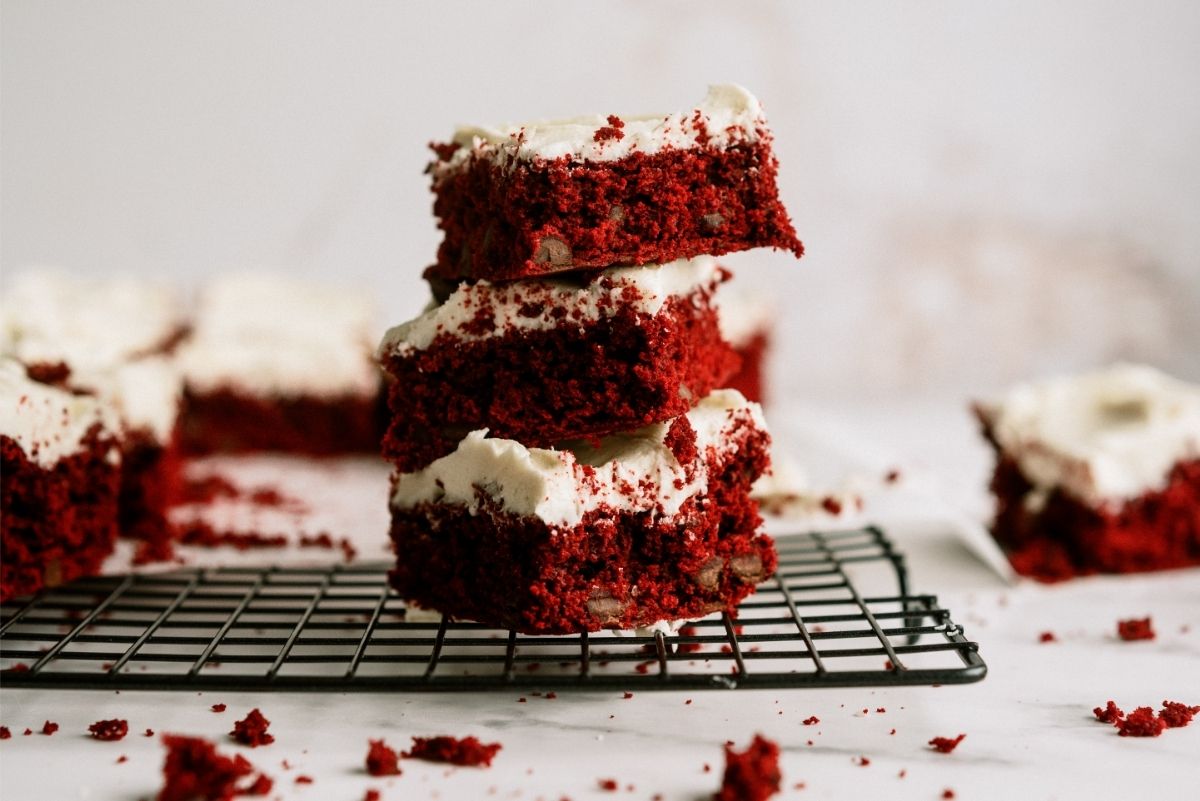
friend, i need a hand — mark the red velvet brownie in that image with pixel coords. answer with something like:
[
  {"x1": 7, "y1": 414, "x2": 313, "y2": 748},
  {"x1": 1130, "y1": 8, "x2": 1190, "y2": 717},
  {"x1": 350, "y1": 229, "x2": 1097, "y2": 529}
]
[
  {"x1": 1, "y1": 271, "x2": 186, "y2": 549},
  {"x1": 1, "y1": 359, "x2": 122, "y2": 601},
  {"x1": 177, "y1": 274, "x2": 384, "y2": 454},
  {"x1": 378, "y1": 257, "x2": 741, "y2": 472},
  {"x1": 976, "y1": 364, "x2": 1200, "y2": 581},
  {"x1": 716, "y1": 288, "x2": 774, "y2": 404},
  {"x1": 387, "y1": 389, "x2": 774, "y2": 634},
  {"x1": 426, "y1": 84, "x2": 803, "y2": 283}
]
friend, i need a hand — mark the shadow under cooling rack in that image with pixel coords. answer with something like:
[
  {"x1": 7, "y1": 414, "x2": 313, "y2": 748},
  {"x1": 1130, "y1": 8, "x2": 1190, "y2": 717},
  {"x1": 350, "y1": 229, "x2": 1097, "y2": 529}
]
[{"x1": 0, "y1": 526, "x2": 986, "y2": 691}]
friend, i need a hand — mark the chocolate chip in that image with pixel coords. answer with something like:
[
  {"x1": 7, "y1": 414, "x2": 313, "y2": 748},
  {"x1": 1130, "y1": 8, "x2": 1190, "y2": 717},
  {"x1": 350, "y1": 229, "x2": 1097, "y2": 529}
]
[
  {"x1": 608, "y1": 205, "x2": 626, "y2": 223},
  {"x1": 587, "y1": 592, "x2": 625, "y2": 624},
  {"x1": 694, "y1": 557, "x2": 724, "y2": 591},
  {"x1": 730, "y1": 554, "x2": 766, "y2": 583},
  {"x1": 701, "y1": 212, "x2": 725, "y2": 230},
  {"x1": 534, "y1": 236, "x2": 572, "y2": 266}
]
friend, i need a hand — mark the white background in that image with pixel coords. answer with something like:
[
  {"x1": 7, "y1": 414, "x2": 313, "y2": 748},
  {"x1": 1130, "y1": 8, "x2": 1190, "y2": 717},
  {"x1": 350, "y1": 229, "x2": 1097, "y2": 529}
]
[{"x1": 3, "y1": 0, "x2": 1199, "y2": 401}]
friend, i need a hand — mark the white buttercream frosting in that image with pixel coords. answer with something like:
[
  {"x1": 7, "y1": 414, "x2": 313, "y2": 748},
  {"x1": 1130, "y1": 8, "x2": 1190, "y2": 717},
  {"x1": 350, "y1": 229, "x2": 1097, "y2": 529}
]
[
  {"x1": 379, "y1": 257, "x2": 725, "y2": 356},
  {"x1": 715, "y1": 286, "x2": 774, "y2": 348},
  {"x1": 982, "y1": 363, "x2": 1200, "y2": 506},
  {"x1": 391, "y1": 389, "x2": 767, "y2": 527},
  {"x1": 0, "y1": 270, "x2": 184, "y2": 442},
  {"x1": 0, "y1": 358, "x2": 120, "y2": 467},
  {"x1": 0, "y1": 269, "x2": 182, "y2": 373},
  {"x1": 178, "y1": 273, "x2": 382, "y2": 399},
  {"x1": 437, "y1": 84, "x2": 767, "y2": 169}
]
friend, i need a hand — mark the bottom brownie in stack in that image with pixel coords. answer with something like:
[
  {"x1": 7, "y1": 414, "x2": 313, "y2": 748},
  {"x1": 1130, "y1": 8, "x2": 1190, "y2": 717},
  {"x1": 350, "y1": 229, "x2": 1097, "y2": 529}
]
[
  {"x1": 976, "y1": 363, "x2": 1200, "y2": 581},
  {"x1": 1, "y1": 360, "x2": 122, "y2": 601},
  {"x1": 388, "y1": 389, "x2": 775, "y2": 634}
]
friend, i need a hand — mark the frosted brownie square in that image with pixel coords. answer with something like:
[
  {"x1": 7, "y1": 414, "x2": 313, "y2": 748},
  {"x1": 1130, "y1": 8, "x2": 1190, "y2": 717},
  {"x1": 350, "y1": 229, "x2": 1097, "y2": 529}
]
[
  {"x1": 177, "y1": 274, "x2": 384, "y2": 454},
  {"x1": 1, "y1": 359, "x2": 122, "y2": 601},
  {"x1": 976, "y1": 364, "x2": 1200, "y2": 580},
  {"x1": 378, "y1": 257, "x2": 740, "y2": 472},
  {"x1": 426, "y1": 84, "x2": 802, "y2": 283},
  {"x1": 1, "y1": 271, "x2": 185, "y2": 548},
  {"x1": 387, "y1": 389, "x2": 774, "y2": 634}
]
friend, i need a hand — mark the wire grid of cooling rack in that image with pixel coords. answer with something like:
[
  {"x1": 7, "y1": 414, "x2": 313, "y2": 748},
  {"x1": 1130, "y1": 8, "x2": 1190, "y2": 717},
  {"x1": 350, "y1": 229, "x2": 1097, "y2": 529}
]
[{"x1": 0, "y1": 526, "x2": 986, "y2": 691}]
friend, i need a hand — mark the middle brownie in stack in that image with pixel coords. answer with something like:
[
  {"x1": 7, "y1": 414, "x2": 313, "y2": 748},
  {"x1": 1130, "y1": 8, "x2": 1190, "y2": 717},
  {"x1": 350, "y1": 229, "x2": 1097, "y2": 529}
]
[{"x1": 380, "y1": 85, "x2": 803, "y2": 634}]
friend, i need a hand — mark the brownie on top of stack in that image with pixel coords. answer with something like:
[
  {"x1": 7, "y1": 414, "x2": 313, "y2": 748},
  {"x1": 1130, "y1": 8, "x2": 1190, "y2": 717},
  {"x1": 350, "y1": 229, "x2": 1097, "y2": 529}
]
[{"x1": 380, "y1": 85, "x2": 803, "y2": 633}]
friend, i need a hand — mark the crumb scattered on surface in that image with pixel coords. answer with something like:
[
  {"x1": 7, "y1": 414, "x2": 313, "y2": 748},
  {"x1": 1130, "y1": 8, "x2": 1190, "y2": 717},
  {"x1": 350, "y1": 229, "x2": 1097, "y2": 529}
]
[
  {"x1": 404, "y1": 736, "x2": 502, "y2": 767},
  {"x1": 88, "y1": 719, "x2": 129, "y2": 741},
  {"x1": 366, "y1": 740, "x2": 402, "y2": 776},
  {"x1": 1117, "y1": 617, "x2": 1155, "y2": 641},
  {"x1": 715, "y1": 735, "x2": 781, "y2": 801},
  {"x1": 928, "y1": 734, "x2": 966, "y2": 754},
  {"x1": 230, "y1": 709, "x2": 274, "y2": 747}
]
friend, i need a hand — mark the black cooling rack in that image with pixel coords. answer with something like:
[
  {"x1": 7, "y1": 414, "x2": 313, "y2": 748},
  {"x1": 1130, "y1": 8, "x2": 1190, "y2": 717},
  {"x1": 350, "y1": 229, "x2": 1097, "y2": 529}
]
[{"x1": 0, "y1": 526, "x2": 985, "y2": 691}]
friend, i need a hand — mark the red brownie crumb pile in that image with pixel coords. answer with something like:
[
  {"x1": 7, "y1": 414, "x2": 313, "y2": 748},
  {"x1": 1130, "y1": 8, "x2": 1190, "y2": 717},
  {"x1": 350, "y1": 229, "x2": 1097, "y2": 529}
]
[
  {"x1": 41, "y1": 721, "x2": 59, "y2": 736},
  {"x1": 715, "y1": 734, "x2": 782, "y2": 801},
  {"x1": 365, "y1": 739, "x2": 402, "y2": 776},
  {"x1": 157, "y1": 734, "x2": 272, "y2": 801},
  {"x1": 928, "y1": 734, "x2": 966, "y2": 754},
  {"x1": 229, "y1": 709, "x2": 274, "y2": 747},
  {"x1": 1116, "y1": 617, "x2": 1156, "y2": 641},
  {"x1": 88, "y1": 719, "x2": 129, "y2": 741},
  {"x1": 1092, "y1": 699, "x2": 1199, "y2": 737},
  {"x1": 403, "y1": 735, "x2": 502, "y2": 767}
]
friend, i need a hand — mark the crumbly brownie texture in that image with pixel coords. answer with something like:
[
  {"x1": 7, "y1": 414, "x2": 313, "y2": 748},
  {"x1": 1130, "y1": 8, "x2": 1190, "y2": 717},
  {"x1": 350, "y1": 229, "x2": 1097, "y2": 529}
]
[
  {"x1": 379, "y1": 258, "x2": 739, "y2": 471},
  {"x1": 426, "y1": 85, "x2": 802, "y2": 282},
  {"x1": 388, "y1": 390, "x2": 774, "y2": 634},
  {"x1": 177, "y1": 273, "x2": 384, "y2": 454},
  {"x1": 179, "y1": 388, "x2": 383, "y2": 455},
  {"x1": 716, "y1": 735, "x2": 782, "y2": 801},
  {"x1": 1, "y1": 362, "x2": 122, "y2": 601},
  {"x1": 976, "y1": 365, "x2": 1200, "y2": 580}
]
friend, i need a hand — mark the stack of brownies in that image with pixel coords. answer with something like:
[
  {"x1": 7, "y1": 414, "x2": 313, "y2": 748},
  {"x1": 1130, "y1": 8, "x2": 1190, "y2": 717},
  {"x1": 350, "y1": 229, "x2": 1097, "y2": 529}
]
[{"x1": 378, "y1": 85, "x2": 804, "y2": 633}]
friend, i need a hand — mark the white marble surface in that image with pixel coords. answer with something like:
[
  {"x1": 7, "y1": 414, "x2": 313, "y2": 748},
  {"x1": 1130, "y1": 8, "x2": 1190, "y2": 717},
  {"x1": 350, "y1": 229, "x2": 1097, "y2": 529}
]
[{"x1": 2, "y1": 398, "x2": 1198, "y2": 800}]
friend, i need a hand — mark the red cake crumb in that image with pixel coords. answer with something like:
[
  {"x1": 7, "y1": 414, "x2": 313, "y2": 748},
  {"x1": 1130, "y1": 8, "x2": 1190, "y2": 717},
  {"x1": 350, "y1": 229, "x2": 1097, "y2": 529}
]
[
  {"x1": 23, "y1": 729, "x2": 32, "y2": 736},
  {"x1": 598, "y1": 778, "x2": 619, "y2": 791},
  {"x1": 366, "y1": 739, "x2": 402, "y2": 776},
  {"x1": 715, "y1": 735, "x2": 781, "y2": 801},
  {"x1": 212, "y1": 704, "x2": 227, "y2": 713},
  {"x1": 294, "y1": 775, "x2": 313, "y2": 784},
  {"x1": 928, "y1": 734, "x2": 966, "y2": 754},
  {"x1": 854, "y1": 756, "x2": 870, "y2": 767},
  {"x1": 623, "y1": 692, "x2": 634, "y2": 700},
  {"x1": 942, "y1": 790, "x2": 956, "y2": 799},
  {"x1": 177, "y1": 523, "x2": 288, "y2": 551},
  {"x1": 89, "y1": 719, "x2": 129, "y2": 741},
  {"x1": 230, "y1": 709, "x2": 274, "y2": 747},
  {"x1": 0, "y1": 726, "x2": 10, "y2": 739},
  {"x1": 41, "y1": 721, "x2": 59, "y2": 735},
  {"x1": 146, "y1": 728, "x2": 156, "y2": 737},
  {"x1": 594, "y1": 115, "x2": 626, "y2": 143},
  {"x1": 117, "y1": 755, "x2": 128, "y2": 764},
  {"x1": 1117, "y1": 617, "x2": 1155, "y2": 641},
  {"x1": 363, "y1": 791, "x2": 381, "y2": 801},
  {"x1": 404, "y1": 736, "x2": 502, "y2": 767},
  {"x1": 802, "y1": 716, "x2": 819, "y2": 726},
  {"x1": 157, "y1": 734, "x2": 270, "y2": 801},
  {"x1": 1117, "y1": 707, "x2": 1166, "y2": 737},
  {"x1": 244, "y1": 775, "x2": 272, "y2": 795},
  {"x1": 885, "y1": 468, "x2": 902, "y2": 484},
  {"x1": 1157, "y1": 701, "x2": 1200, "y2": 728},
  {"x1": 5, "y1": 663, "x2": 30, "y2": 672},
  {"x1": 1094, "y1": 701, "x2": 1125, "y2": 723},
  {"x1": 1038, "y1": 631, "x2": 1057, "y2": 643}
]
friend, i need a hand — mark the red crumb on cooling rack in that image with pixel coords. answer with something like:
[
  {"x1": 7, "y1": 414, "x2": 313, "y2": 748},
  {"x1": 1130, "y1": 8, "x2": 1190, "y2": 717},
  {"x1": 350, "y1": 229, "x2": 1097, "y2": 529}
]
[
  {"x1": 928, "y1": 734, "x2": 966, "y2": 753},
  {"x1": 715, "y1": 734, "x2": 782, "y2": 801},
  {"x1": 366, "y1": 740, "x2": 402, "y2": 776},
  {"x1": 1117, "y1": 707, "x2": 1166, "y2": 737},
  {"x1": 404, "y1": 735, "x2": 502, "y2": 767},
  {"x1": 88, "y1": 719, "x2": 129, "y2": 741},
  {"x1": 157, "y1": 734, "x2": 272, "y2": 801},
  {"x1": 1117, "y1": 617, "x2": 1155, "y2": 641},
  {"x1": 230, "y1": 709, "x2": 274, "y2": 747},
  {"x1": 1094, "y1": 701, "x2": 1124, "y2": 723}
]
